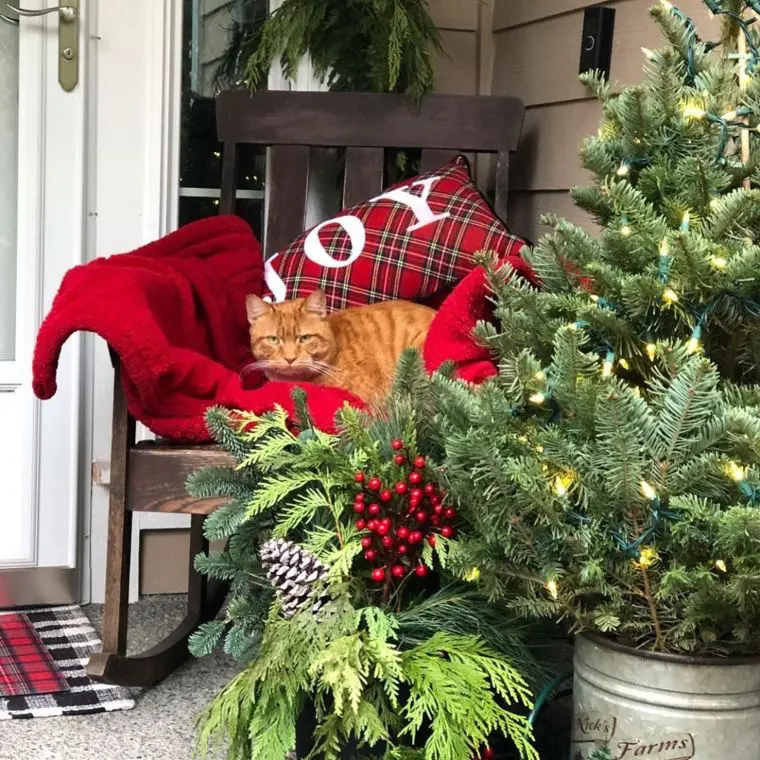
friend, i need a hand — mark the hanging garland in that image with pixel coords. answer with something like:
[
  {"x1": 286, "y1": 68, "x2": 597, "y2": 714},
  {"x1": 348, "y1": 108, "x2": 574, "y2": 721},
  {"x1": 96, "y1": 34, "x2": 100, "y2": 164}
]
[{"x1": 215, "y1": 0, "x2": 444, "y2": 102}]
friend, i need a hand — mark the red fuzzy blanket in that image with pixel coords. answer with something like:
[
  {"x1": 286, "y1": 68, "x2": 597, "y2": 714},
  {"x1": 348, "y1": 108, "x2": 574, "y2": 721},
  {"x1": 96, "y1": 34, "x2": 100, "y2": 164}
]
[{"x1": 32, "y1": 216, "x2": 533, "y2": 442}]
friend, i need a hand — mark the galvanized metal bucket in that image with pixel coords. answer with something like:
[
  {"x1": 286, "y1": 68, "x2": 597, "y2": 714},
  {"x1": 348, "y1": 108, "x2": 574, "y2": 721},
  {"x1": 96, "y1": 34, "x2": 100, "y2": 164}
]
[{"x1": 571, "y1": 633, "x2": 760, "y2": 760}]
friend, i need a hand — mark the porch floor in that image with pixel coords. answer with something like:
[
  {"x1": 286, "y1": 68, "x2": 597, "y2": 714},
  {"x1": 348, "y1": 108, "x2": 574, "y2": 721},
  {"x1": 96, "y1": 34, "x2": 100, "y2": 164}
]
[
  {"x1": 2, "y1": 595, "x2": 238, "y2": 760},
  {"x1": 2, "y1": 595, "x2": 573, "y2": 760}
]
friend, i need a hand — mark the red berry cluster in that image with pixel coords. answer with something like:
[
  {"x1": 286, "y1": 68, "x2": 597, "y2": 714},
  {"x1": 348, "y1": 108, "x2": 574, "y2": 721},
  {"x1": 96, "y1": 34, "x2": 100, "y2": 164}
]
[
  {"x1": 353, "y1": 439, "x2": 456, "y2": 583},
  {"x1": 473, "y1": 746, "x2": 495, "y2": 760}
]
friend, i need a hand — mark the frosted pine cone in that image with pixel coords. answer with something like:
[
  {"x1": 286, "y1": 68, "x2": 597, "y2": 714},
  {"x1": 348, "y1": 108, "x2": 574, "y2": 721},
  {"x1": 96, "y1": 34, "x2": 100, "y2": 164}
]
[{"x1": 260, "y1": 539, "x2": 330, "y2": 618}]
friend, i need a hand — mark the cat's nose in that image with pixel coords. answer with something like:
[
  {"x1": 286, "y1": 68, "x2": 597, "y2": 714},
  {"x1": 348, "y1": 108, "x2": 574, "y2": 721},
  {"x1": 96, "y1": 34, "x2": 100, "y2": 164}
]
[{"x1": 285, "y1": 357, "x2": 296, "y2": 364}]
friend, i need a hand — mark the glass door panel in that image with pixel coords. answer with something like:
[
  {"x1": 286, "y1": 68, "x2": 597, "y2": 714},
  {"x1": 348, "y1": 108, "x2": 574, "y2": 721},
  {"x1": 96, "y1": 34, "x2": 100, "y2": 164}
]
[{"x1": 179, "y1": 0, "x2": 266, "y2": 239}]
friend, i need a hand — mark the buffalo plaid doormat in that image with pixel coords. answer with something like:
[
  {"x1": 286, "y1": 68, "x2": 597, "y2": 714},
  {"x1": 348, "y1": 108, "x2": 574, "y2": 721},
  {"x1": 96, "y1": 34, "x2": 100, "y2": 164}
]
[{"x1": 0, "y1": 605, "x2": 134, "y2": 719}]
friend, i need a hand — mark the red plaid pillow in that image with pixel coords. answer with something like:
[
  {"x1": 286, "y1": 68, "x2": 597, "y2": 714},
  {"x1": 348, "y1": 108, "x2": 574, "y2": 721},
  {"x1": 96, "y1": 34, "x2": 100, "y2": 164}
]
[{"x1": 263, "y1": 155, "x2": 525, "y2": 310}]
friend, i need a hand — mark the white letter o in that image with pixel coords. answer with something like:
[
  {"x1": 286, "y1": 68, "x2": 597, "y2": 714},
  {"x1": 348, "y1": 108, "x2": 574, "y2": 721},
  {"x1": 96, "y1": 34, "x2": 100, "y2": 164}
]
[{"x1": 303, "y1": 215, "x2": 366, "y2": 269}]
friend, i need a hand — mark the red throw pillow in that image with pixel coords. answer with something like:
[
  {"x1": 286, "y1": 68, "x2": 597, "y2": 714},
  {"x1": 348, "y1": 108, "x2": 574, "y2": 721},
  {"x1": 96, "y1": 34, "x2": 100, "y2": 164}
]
[{"x1": 263, "y1": 155, "x2": 525, "y2": 310}]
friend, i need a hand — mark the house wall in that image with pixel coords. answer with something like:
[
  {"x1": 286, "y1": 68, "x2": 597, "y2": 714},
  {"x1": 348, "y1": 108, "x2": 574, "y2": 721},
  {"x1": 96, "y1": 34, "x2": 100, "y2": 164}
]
[
  {"x1": 492, "y1": 0, "x2": 717, "y2": 244},
  {"x1": 138, "y1": 0, "x2": 488, "y2": 595}
]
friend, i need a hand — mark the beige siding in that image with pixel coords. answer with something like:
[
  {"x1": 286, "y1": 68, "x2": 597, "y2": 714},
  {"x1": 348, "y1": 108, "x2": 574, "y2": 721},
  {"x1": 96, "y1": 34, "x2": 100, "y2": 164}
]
[
  {"x1": 429, "y1": 0, "x2": 479, "y2": 31},
  {"x1": 509, "y1": 191, "x2": 596, "y2": 245},
  {"x1": 493, "y1": 0, "x2": 718, "y2": 241},
  {"x1": 435, "y1": 30, "x2": 479, "y2": 94},
  {"x1": 141, "y1": 532, "x2": 225, "y2": 595},
  {"x1": 140, "y1": 530, "x2": 191, "y2": 595},
  {"x1": 431, "y1": 0, "x2": 490, "y2": 95}
]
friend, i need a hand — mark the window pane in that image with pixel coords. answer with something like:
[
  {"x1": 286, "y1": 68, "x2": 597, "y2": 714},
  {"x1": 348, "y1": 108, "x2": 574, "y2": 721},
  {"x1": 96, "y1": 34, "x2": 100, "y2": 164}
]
[
  {"x1": 180, "y1": 0, "x2": 268, "y2": 241},
  {"x1": 0, "y1": 21, "x2": 18, "y2": 361}
]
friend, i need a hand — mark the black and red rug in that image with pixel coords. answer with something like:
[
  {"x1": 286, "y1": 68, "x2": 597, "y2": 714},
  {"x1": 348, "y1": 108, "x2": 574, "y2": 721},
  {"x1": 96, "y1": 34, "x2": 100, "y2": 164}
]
[{"x1": 0, "y1": 605, "x2": 134, "y2": 719}]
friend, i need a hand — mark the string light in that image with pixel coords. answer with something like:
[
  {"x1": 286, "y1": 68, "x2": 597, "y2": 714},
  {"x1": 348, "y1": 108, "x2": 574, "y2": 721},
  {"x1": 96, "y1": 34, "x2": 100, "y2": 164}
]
[
  {"x1": 640, "y1": 480, "x2": 658, "y2": 501},
  {"x1": 721, "y1": 109, "x2": 738, "y2": 121},
  {"x1": 660, "y1": 0, "x2": 673, "y2": 10},
  {"x1": 727, "y1": 461, "x2": 746, "y2": 482},
  {"x1": 680, "y1": 211, "x2": 691, "y2": 232},
  {"x1": 710, "y1": 197, "x2": 720, "y2": 210},
  {"x1": 709, "y1": 255, "x2": 727, "y2": 270},
  {"x1": 535, "y1": 445, "x2": 544, "y2": 453},
  {"x1": 683, "y1": 103, "x2": 706, "y2": 119},
  {"x1": 617, "y1": 163, "x2": 631, "y2": 177},
  {"x1": 464, "y1": 567, "x2": 481, "y2": 582},
  {"x1": 687, "y1": 325, "x2": 702, "y2": 354},
  {"x1": 620, "y1": 224, "x2": 632, "y2": 237},
  {"x1": 517, "y1": 435, "x2": 528, "y2": 443},
  {"x1": 645, "y1": 342, "x2": 657, "y2": 361},
  {"x1": 659, "y1": 238, "x2": 672, "y2": 282},
  {"x1": 642, "y1": 47, "x2": 656, "y2": 60},
  {"x1": 529, "y1": 392, "x2": 546, "y2": 405},
  {"x1": 662, "y1": 287, "x2": 679, "y2": 304},
  {"x1": 553, "y1": 473, "x2": 574, "y2": 497},
  {"x1": 618, "y1": 358, "x2": 630, "y2": 370},
  {"x1": 545, "y1": 580, "x2": 559, "y2": 600},
  {"x1": 213, "y1": 151, "x2": 221, "y2": 158},
  {"x1": 601, "y1": 351, "x2": 615, "y2": 378},
  {"x1": 726, "y1": 461, "x2": 756, "y2": 501},
  {"x1": 634, "y1": 546, "x2": 659, "y2": 570},
  {"x1": 714, "y1": 559, "x2": 728, "y2": 573},
  {"x1": 534, "y1": 370, "x2": 545, "y2": 381}
]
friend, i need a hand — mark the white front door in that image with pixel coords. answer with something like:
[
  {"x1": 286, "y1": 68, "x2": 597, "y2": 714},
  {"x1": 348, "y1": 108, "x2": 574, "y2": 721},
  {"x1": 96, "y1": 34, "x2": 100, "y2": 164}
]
[{"x1": 0, "y1": 2, "x2": 86, "y2": 604}]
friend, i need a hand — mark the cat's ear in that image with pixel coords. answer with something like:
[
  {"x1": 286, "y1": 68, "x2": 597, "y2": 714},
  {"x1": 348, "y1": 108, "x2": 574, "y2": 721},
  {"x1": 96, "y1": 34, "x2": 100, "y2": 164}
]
[
  {"x1": 303, "y1": 290, "x2": 327, "y2": 318},
  {"x1": 245, "y1": 294, "x2": 271, "y2": 324}
]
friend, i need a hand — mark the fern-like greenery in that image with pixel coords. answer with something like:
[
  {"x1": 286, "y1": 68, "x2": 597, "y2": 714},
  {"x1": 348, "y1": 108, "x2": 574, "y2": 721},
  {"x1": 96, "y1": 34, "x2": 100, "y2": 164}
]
[{"x1": 191, "y1": 351, "x2": 548, "y2": 759}]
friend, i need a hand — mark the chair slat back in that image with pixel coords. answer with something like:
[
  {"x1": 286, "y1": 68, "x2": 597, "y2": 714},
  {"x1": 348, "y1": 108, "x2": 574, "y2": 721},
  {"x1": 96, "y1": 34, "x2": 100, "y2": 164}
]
[
  {"x1": 342, "y1": 147, "x2": 385, "y2": 209},
  {"x1": 215, "y1": 90, "x2": 525, "y2": 257}
]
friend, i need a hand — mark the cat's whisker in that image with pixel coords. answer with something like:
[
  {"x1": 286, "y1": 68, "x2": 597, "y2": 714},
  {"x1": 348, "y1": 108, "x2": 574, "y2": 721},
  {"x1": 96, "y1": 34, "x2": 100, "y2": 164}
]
[
  {"x1": 307, "y1": 362, "x2": 343, "y2": 382},
  {"x1": 240, "y1": 360, "x2": 274, "y2": 377}
]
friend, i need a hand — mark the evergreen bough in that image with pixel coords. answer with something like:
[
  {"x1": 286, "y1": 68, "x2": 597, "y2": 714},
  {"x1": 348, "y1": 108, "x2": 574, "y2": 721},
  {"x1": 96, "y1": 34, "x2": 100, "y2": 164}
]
[
  {"x1": 215, "y1": 0, "x2": 443, "y2": 102},
  {"x1": 432, "y1": 1, "x2": 760, "y2": 657}
]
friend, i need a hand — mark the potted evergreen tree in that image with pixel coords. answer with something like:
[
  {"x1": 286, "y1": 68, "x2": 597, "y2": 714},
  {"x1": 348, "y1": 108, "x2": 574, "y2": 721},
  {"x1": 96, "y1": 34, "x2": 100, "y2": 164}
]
[
  {"x1": 187, "y1": 380, "x2": 548, "y2": 760},
  {"x1": 430, "y1": 2, "x2": 760, "y2": 758}
]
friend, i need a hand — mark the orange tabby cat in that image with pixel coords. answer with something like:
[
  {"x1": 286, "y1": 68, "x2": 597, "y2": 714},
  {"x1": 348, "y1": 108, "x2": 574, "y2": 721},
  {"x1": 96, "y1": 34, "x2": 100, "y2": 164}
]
[{"x1": 245, "y1": 290, "x2": 436, "y2": 403}]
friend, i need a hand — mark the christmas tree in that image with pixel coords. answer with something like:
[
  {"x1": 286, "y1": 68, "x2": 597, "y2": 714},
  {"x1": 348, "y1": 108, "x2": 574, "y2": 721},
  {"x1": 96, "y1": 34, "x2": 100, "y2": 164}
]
[
  {"x1": 189, "y1": 380, "x2": 549, "y2": 760},
  {"x1": 433, "y1": 0, "x2": 760, "y2": 656}
]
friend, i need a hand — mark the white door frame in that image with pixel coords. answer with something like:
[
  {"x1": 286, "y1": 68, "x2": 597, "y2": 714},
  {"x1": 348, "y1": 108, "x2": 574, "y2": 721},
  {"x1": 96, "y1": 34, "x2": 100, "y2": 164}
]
[{"x1": 0, "y1": 1, "x2": 89, "y2": 605}]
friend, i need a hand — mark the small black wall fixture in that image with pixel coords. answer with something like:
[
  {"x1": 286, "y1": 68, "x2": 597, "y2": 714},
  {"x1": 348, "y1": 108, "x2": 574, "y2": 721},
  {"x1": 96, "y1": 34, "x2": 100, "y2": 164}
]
[{"x1": 579, "y1": 6, "x2": 616, "y2": 78}]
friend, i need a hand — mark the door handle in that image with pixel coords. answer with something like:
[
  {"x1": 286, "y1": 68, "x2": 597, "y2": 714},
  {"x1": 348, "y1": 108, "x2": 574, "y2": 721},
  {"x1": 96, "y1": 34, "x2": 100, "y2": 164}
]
[
  {"x1": 1, "y1": 1, "x2": 79, "y2": 92},
  {"x1": 5, "y1": 3, "x2": 77, "y2": 21}
]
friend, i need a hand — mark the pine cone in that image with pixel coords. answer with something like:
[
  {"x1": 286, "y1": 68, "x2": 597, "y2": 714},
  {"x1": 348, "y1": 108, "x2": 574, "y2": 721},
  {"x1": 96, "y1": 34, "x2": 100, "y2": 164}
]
[{"x1": 260, "y1": 539, "x2": 330, "y2": 618}]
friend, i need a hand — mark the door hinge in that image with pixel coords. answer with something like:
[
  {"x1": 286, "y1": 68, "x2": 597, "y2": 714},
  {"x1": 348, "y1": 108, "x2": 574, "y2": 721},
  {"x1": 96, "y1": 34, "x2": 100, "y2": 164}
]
[{"x1": 91, "y1": 460, "x2": 110, "y2": 486}]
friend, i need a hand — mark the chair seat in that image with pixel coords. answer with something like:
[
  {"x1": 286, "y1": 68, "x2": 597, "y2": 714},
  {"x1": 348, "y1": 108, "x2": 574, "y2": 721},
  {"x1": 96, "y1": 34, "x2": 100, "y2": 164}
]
[{"x1": 127, "y1": 441, "x2": 235, "y2": 514}]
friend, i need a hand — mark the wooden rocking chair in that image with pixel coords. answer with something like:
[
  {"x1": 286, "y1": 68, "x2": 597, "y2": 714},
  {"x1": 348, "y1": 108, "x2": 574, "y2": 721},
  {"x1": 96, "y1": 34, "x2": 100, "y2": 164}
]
[{"x1": 86, "y1": 90, "x2": 525, "y2": 687}]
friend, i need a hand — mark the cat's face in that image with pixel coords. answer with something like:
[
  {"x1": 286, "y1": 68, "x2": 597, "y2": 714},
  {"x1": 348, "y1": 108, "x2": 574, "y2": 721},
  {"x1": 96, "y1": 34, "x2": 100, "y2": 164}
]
[{"x1": 245, "y1": 290, "x2": 338, "y2": 381}]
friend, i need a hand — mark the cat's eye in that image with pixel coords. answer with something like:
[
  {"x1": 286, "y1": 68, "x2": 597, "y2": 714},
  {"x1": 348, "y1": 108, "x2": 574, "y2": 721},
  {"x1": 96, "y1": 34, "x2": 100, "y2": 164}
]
[
  {"x1": 266, "y1": 336, "x2": 280, "y2": 345},
  {"x1": 298, "y1": 334, "x2": 313, "y2": 344}
]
